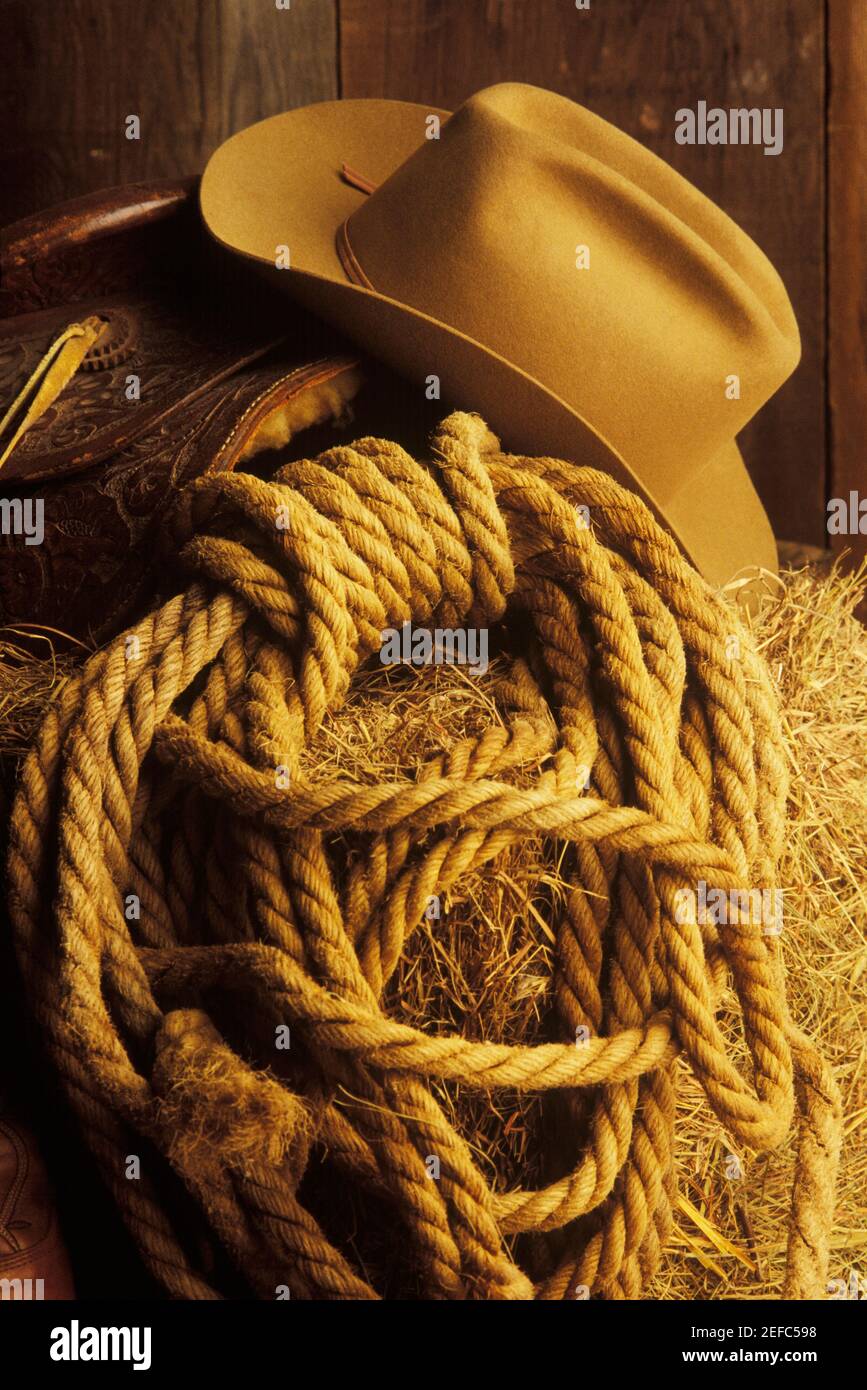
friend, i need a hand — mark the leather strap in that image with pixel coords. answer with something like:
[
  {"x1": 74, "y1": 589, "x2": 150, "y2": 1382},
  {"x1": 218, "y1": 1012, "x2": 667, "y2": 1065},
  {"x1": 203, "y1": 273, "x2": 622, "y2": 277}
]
[{"x1": 0, "y1": 315, "x2": 106, "y2": 471}]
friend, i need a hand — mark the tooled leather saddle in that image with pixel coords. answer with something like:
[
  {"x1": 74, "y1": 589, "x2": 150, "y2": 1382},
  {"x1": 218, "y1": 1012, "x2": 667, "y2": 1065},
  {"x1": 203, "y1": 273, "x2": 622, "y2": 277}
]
[{"x1": 0, "y1": 176, "x2": 362, "y2": 645}]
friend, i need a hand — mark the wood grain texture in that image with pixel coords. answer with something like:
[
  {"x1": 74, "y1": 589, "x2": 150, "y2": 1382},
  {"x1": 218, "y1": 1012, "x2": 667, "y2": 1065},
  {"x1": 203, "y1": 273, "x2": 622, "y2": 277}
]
[
  {"x1": 0, "y1": 0, "x2": 847, "y2": 552},
  {"x1": 0, "y1": 0, "x2": 337, "y2": 222},
  {"x1": 828, "y1": 0, "x2": 867, "y2": 591},
  {"x1": 338, "y1": 0, "x2": 827, "y2": 545}
]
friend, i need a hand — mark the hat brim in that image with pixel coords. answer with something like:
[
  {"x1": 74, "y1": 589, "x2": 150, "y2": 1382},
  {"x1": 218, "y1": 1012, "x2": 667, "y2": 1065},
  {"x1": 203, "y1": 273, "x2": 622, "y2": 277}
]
[{"x1": 200, "y1": 99, "x2": 778, "y2": 588}]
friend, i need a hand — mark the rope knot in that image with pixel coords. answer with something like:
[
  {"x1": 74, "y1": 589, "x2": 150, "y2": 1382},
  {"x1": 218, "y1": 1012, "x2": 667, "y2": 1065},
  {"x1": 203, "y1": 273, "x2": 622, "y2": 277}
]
[{"x1": 161, "y1": 413, "x2": 517, "y2": 735}]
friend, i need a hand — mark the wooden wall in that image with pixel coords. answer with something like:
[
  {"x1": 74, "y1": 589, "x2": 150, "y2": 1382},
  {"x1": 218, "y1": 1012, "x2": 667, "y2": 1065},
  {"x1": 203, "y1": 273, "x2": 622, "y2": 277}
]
[{"x1": 0, "y1": 0, "x2": 864, "y2": 563}]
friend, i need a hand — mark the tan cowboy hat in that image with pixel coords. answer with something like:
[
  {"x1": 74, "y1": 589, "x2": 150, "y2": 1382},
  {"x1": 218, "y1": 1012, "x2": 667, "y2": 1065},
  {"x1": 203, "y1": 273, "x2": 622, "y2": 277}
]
[{"x1": 200, "y1": 82, "x2": 800, "y2": 586}]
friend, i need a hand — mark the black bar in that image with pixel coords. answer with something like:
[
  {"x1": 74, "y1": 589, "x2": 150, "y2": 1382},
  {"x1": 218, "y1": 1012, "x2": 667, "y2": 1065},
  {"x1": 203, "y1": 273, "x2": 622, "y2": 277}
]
[{"x1": 0, "y1": 1296, "x2": 859, "y2": 1378}]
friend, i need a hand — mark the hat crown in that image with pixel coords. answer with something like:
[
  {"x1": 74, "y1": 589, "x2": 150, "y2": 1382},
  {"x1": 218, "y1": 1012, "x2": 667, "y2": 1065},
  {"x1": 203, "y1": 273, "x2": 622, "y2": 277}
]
[{"x1": 344, "y1": 82, "x2": 799, "y2": 486}]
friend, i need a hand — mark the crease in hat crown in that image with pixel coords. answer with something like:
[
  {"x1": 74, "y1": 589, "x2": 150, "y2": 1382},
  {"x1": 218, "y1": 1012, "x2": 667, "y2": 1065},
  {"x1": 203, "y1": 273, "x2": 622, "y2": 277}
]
[
  {"x1": 200, "y1": 81, "x2": 800, "y2": 586},
  {"x1": 340, "y1": 84, "x2": 799, "y2": 468}
]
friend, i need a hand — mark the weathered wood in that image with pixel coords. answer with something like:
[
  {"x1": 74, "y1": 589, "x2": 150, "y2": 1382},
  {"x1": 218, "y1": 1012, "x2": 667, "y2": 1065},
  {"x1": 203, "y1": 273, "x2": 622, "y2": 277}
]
[
  {"x1": 0, "y1": 0, "x2": 337, "y2": 221},
  {"x1": 0, "y1": 0, "x2": 842, "y2": 552},
  {"x1": 338, "y1": 0, "x2": 827, "y2": 546},
  {"x1": 828, "y1": 0, "x2": 867, "y2": 597}
]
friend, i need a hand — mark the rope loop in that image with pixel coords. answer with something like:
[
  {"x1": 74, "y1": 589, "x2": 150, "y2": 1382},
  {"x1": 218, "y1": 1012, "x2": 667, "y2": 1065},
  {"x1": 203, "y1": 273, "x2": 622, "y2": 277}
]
[{"x1": 7, "y1": 411, "x2": 840, "y2": 1300}]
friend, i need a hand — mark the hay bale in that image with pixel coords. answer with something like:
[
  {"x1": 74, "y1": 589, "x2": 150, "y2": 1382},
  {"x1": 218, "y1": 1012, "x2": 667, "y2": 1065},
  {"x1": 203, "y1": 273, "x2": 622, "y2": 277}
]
[
  {"x1": 653, "y1": 559, "x2": 867, "y2": 1298},
  {"x1": 306, "y1": 558, "x2": 867, "y2": 1298}
]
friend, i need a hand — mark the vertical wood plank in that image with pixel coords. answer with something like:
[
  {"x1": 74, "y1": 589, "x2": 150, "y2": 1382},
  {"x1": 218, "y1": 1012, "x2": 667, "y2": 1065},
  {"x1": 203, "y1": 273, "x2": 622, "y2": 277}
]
[
  {"x1": 338, "y1": 0, "x2": 826, "y2": 546},
  {"x1": 827, "y1": 0, "x2": 867, "y2": 590},
  {"x1": 0, "y1": 0, "x2": 338, "y2": 222}
]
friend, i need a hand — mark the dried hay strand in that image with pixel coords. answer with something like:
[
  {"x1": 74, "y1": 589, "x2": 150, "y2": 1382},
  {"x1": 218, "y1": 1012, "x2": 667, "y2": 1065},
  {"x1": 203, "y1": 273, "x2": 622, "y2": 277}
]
[{"x1": 0, "y1": 627, "x2": 82, "y2": 762}]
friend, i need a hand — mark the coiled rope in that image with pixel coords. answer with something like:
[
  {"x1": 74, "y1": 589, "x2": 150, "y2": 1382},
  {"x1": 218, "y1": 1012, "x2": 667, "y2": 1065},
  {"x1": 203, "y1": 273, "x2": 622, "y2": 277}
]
[{"x1": 7, "y1": 412, "x2": 840, "y2": 1299}]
